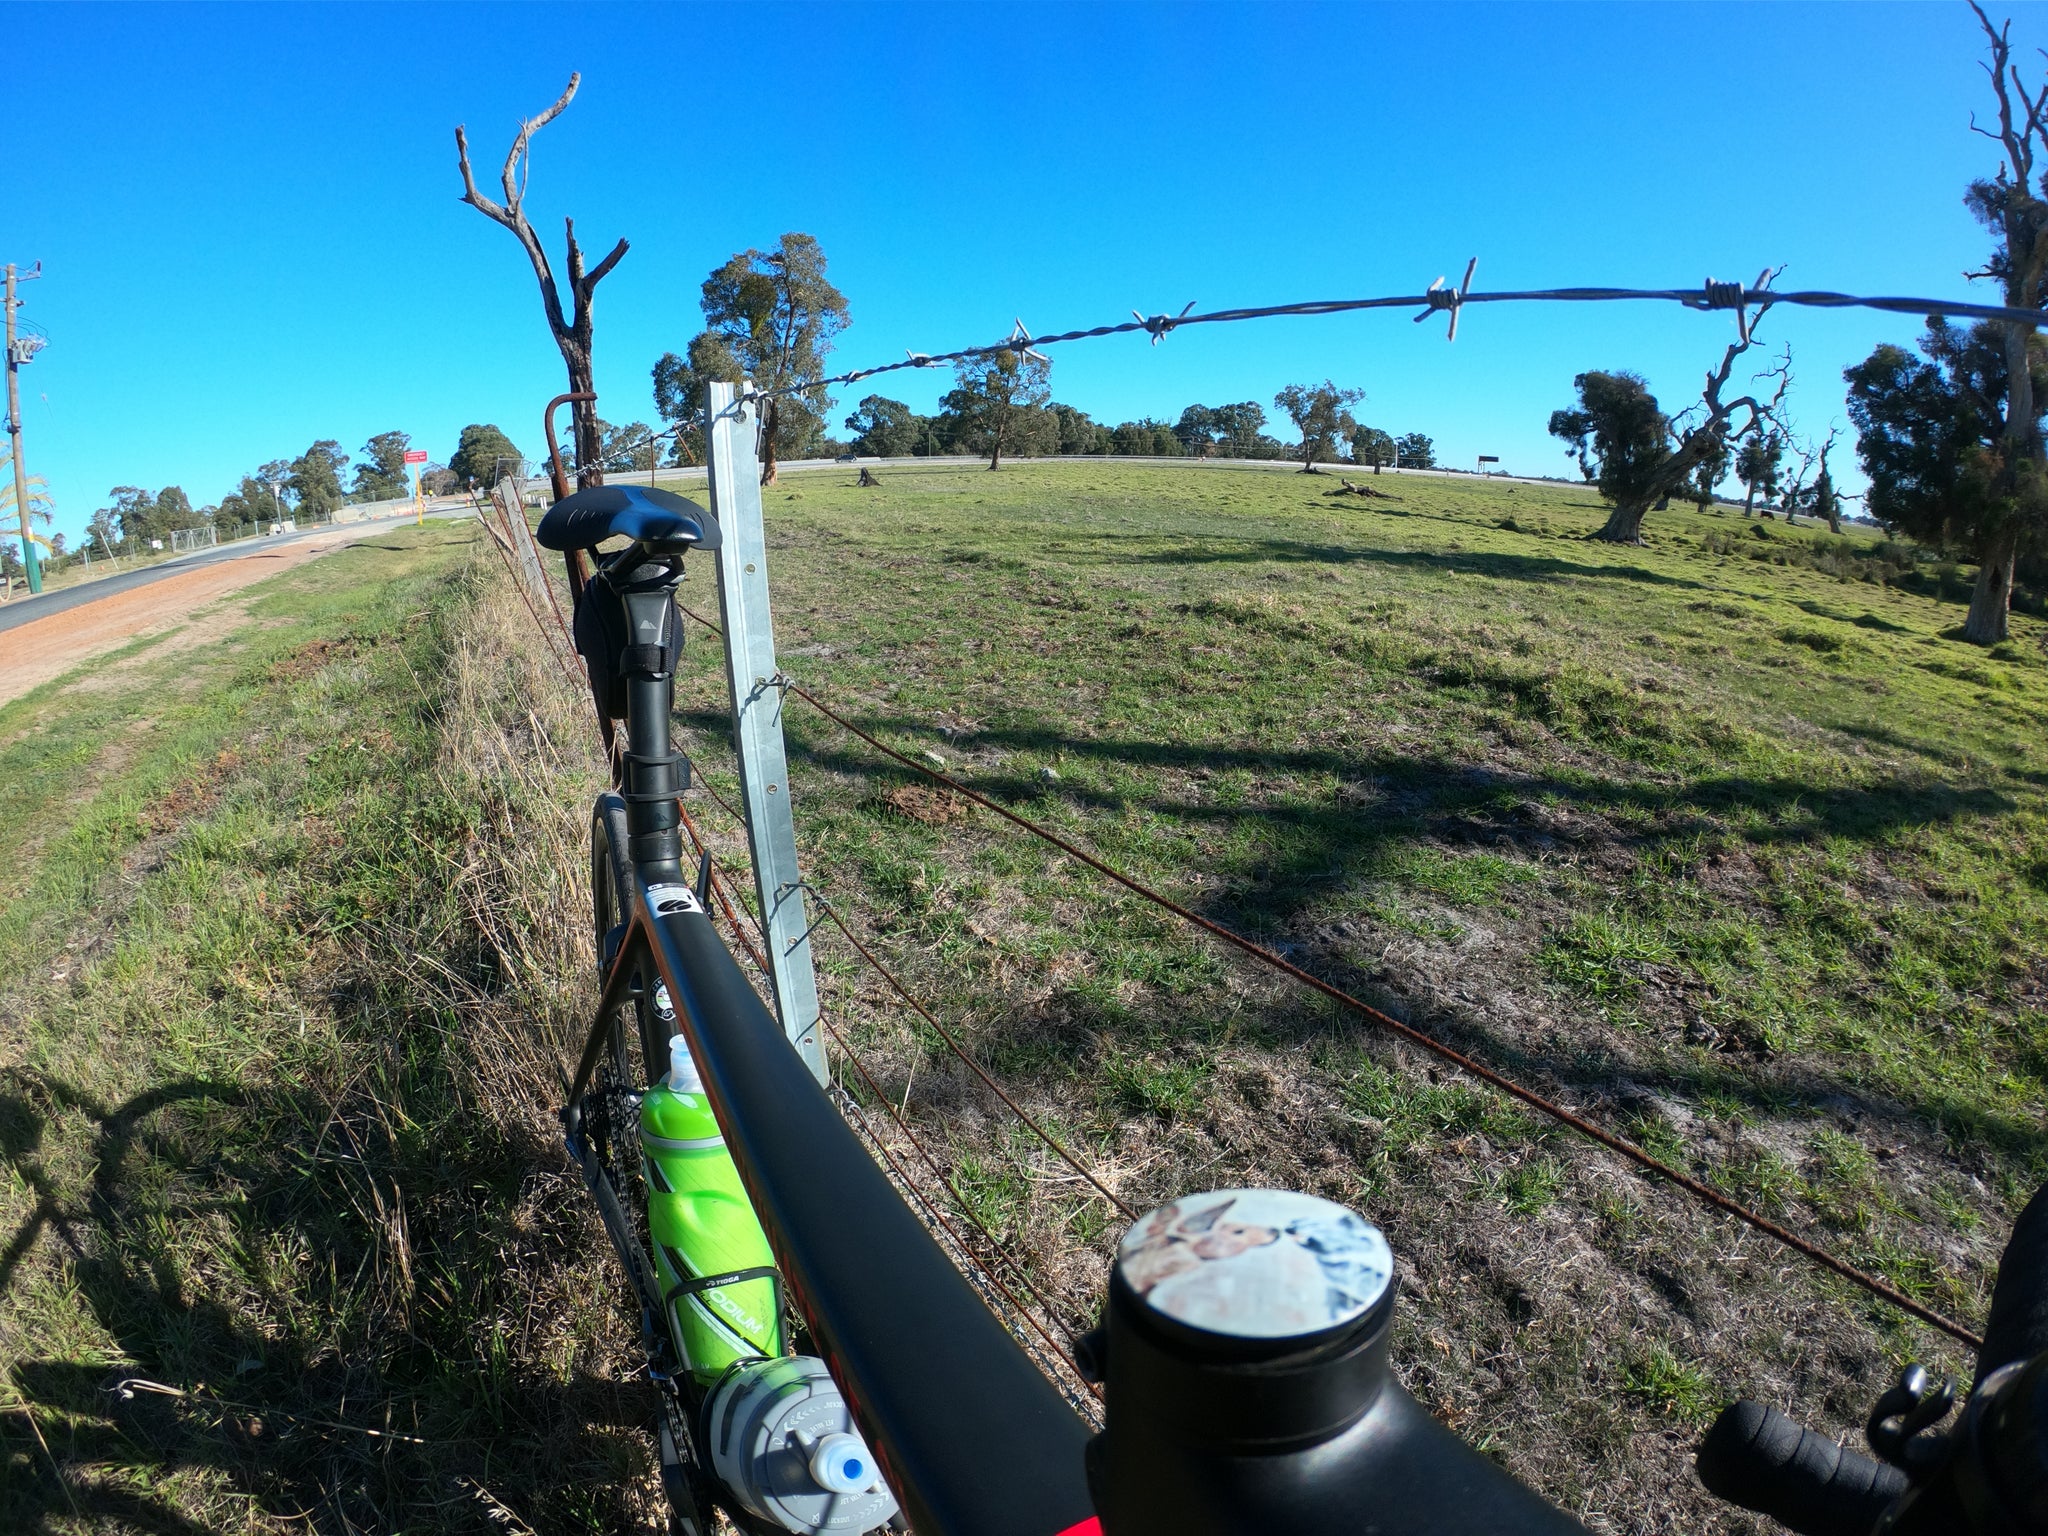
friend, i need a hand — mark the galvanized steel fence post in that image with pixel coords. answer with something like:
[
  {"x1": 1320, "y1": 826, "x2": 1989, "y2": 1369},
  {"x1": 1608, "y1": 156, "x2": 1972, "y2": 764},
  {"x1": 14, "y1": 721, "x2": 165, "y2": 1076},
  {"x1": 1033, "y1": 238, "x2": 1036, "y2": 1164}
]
[{"x1": 704, "y1": 380, "x2": 826, "y2": 1084}]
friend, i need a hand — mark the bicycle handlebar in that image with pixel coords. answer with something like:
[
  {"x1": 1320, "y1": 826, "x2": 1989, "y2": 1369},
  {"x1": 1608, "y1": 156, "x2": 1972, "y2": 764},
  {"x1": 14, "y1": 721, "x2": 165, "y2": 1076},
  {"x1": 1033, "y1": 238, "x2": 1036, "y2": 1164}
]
[
  {"x1": 1698, "y1": 1182, "x2": 2048, "y2": 1536},
  {"x1": 1695, "y1": 1400, "x2": 1907, "y2": 1536}
]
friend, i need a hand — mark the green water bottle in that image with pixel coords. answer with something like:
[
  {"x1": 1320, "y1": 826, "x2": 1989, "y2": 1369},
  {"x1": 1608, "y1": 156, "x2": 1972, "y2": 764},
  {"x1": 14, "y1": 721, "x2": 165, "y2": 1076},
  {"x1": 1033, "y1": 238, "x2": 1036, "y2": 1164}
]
[{"x1": 640, "y1": 1031, "x2": 784, "y2": 1383}]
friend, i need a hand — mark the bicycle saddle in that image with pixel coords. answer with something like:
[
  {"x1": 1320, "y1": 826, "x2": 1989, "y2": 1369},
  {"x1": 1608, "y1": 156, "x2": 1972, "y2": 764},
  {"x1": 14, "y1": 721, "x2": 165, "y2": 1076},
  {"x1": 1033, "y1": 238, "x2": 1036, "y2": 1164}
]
[{"x1": 535, "y1": 485, "x2": 722, "y2": 552}]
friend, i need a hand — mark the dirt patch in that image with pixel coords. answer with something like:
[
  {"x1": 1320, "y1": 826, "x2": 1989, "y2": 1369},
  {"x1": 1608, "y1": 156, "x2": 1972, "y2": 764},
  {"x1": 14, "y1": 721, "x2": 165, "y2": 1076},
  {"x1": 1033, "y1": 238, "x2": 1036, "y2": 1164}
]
[
  {"x1": 67, "y1": 594, "x2": 264, "y2": 697},
  {"x1": 874, "y1": 783, "x2": 971, "y2": 825},
  {"x1": 268, "y1": 634, "x2": 360, "y2": 681},
  {"x1": 138, "y1": 749, "x2": 244, "y2": 834},
  {"x1": 0, "y1": 537, "x2": 362, "y2": 707}
]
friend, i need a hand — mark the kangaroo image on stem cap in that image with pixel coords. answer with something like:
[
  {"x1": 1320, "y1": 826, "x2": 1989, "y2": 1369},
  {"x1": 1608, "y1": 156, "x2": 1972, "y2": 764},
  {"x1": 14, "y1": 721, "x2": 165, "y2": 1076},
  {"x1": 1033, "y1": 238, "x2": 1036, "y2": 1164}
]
[{"x1": 1116, "y1": 1188, "x2": 1393, "y2": 1339}]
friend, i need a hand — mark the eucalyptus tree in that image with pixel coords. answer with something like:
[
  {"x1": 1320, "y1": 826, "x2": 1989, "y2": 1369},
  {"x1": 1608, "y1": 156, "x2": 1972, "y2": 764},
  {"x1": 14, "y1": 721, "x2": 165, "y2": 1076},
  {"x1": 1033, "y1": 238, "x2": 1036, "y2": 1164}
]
[
  {"x1": 1735, "y1": 432, "x2": 1784, "y2": 517},
  {"x1": 450, "y1": 424, "x2": 525, "y2": 489},
  {"x1": 942, "y1": 347, "x2": 1052, "y2": 469},
  {"x1": 1846, "y1": 318, "x2": 2047, "y2": 596},
  {"x1": 1209, "y1": 402, "x2": 1268, "y2": 457},
  {"x1": 289, "y1": 441, "x2": 348, "y2": 519},
  {"x1": 844, "y1": 395, "x2": 926, "y2": 457},
  {"x1": 1836, "y1": 5, "x2": 2048, "y2": 643},
  {"x1": 1395, "y1": 432, "x2": 1436, "y2": 470},
  {"x1": 657, "y1": 233, "x2": 850, "y2": 484},
  {"x1": 1351, "y1": 426, "x2": 1396, "y2": 472},
  {"x1": 1547, "y1": 326, "x2": 1789, "y2": 544},
  {"x1": 353, "y1": 431, "x2": 413, "y2": 501},
  {"x1": 1273, "y1": 381, "x2": 1365, "y2": 473}
]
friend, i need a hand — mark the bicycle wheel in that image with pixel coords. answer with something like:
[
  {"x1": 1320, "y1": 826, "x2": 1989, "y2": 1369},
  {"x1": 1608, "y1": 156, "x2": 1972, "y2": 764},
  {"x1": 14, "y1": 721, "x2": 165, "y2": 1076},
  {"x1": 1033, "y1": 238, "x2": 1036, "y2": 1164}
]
[{"x1": 585, "y1": 808, "x2": 716, "y2": 1534}]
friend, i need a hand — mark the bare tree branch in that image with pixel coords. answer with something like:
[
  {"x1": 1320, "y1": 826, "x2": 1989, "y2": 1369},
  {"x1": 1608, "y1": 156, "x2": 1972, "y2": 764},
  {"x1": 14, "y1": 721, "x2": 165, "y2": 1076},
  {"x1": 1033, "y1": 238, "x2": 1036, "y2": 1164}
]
[
  {"x1": 501, "y1": 73, "x2": 579, "y2": 215},
  {"x1": 453, "y1": 73, "x2": 626, "y2": 489},
  {"x1": 453, "y1": 125, "x2": 507, "y2": 224},
  {"x1": 587, "y1": 238, "x2": 629, "y2": 289}
]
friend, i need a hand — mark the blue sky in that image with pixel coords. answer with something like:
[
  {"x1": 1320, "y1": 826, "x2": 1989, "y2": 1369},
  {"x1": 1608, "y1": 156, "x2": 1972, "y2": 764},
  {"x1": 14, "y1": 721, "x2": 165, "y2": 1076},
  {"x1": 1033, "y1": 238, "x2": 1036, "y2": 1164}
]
[{"x1": 5, "y1": 1, "x2": 2035, "y2": 544}]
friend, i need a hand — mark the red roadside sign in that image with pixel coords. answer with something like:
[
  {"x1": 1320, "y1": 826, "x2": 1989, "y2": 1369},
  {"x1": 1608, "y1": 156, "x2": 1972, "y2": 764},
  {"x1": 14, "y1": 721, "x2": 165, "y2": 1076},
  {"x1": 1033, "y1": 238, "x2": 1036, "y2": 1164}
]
[{"x1": 403, "y1": 449, "x2": 429, "y2": 465}]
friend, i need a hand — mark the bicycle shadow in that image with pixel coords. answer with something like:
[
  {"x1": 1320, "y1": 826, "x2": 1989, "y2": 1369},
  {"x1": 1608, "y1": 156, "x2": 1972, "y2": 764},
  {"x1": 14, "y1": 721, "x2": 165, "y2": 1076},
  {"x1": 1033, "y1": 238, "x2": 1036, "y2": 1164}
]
[{"x1": 0, "y1": 1063, "x2": 657, "y2": 1535}]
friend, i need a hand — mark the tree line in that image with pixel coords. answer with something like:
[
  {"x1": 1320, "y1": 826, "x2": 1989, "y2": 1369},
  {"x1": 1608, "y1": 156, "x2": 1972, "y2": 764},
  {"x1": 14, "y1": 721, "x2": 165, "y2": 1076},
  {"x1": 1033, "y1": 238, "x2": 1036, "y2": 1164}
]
[
  {"x1": 51, "y1": 425, "x2": 552, "y2": 567},
  {"x1": 834, "y1": 388, "x2": 1436, "y2": 471},
  {"x1": 642, "y1": 232, "x2": 1436, "y2": 480}
]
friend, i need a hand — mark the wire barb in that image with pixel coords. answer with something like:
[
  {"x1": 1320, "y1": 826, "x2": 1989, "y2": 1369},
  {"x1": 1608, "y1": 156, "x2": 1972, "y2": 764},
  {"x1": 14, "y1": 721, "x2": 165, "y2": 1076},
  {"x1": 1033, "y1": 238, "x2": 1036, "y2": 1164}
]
[
  {"x1": 1690, "y1": 267, "x2": 1775, "y2": 343},
  {"x1": 1005, "y1": 319, "x2": 1052, "y2": 365},
  {"x1": 1133, "y1": 301, "x2": 1197, "y2": 346},
  {"x1": 1413, "y1": 257, "x2": 1478, "y2": 340}
]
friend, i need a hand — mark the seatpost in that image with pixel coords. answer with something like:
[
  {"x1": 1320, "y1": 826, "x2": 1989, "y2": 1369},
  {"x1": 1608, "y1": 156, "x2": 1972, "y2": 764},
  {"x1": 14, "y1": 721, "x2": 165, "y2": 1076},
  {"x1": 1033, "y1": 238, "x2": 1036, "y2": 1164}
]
[{"x1": 618, "y1": 568, "x2": 688, "y2": 884}]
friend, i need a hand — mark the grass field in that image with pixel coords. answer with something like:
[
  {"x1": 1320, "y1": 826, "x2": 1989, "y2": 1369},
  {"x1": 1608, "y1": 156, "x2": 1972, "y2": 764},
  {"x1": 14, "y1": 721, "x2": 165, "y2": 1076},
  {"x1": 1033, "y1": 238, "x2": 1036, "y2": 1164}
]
[
  {"x1": 0, "y1": 523, "x2": 647, "y2": 1533},
  {"x1": 3, "y1": 460, "x2": 2045, "y2": 1533},
  {"x1": 663, "y1": 461, "x2": 2047, "y2": 1531}
]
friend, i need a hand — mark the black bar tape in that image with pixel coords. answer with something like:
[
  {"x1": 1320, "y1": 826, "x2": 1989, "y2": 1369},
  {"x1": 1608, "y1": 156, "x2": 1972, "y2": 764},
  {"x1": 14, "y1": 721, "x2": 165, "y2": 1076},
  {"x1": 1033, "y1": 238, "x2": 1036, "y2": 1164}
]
[
  {"x1": 1696, "y1": 1401, "x2": 1907, "y2": 1536},
  {"x1": 1978, "y1": 1183, "x2": 2048, "y2": 1384}
]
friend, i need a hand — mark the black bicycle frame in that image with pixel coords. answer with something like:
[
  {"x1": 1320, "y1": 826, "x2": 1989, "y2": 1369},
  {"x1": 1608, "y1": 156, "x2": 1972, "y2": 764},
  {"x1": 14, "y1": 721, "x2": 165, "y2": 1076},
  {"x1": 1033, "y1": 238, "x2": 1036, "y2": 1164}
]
[{"x1": 568, "y1": 787, "x2": 1095, "y2": 1533}]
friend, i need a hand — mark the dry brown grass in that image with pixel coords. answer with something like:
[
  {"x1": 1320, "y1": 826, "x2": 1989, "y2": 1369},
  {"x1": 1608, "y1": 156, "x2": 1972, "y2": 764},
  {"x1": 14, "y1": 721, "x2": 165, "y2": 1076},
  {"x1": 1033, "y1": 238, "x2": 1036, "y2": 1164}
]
[{"x1": 2, "y1": 537, "x2": 676, "y2": 1534}]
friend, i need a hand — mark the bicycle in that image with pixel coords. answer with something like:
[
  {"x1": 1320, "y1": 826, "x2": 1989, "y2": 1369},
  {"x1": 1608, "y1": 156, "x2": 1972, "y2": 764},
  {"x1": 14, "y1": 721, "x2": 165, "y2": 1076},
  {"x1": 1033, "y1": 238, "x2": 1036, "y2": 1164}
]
[{"x1": 533, "y1": 415, "x2": 2048, "y2": 1536}]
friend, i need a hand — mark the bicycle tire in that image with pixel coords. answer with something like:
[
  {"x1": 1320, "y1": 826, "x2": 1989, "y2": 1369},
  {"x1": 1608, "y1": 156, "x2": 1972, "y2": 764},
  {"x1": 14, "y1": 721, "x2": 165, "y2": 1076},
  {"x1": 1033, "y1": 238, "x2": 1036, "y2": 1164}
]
[{"x1": 586, "y1": 809, "x2": 721, "y2": 1534}]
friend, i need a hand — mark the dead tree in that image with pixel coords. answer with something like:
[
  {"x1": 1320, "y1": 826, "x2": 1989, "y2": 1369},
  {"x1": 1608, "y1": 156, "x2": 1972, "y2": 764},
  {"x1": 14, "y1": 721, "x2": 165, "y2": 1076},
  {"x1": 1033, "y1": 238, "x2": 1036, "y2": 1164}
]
[
  {"x1": 1810, "y1": 429, "x2": 1844, "y2": 534},
  {"x1": 1960, "y1": 2, "x2": 2048, "y2": 643},
  {"x1": 1785, "y1": 428, "x2": 1851, "y2": 536},
  {"x1": 455, "y1": 75, "x2": 626, "y2": 490},
  {"x1": 1598, "y1": 326, "x2": 1790, "y2": 544},
  {"x1": 1778, "y1": 437, "x2": 1815, "y2": 527}
]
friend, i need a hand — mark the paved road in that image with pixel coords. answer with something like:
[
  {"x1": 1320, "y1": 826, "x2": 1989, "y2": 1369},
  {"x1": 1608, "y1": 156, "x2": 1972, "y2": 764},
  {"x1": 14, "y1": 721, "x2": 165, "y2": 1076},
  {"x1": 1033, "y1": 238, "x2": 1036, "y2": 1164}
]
[{"x1": 0, "y1": 509, "x2": 462, "y2": 636}]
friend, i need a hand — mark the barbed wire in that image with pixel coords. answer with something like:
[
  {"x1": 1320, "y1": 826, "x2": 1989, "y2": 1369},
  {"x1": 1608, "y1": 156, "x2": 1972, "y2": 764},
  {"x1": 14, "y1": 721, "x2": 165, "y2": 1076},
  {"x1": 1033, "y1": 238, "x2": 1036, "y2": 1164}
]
[
  {"x1": 657, "y1": 607, "x2": 1983, "y2": 1352},
  {"x1": 546, "y1": 268, "x2": 2045, "y2": 476},
  {"x1": 720, "y1": 266, "x2": 2046, "y2": 408}
]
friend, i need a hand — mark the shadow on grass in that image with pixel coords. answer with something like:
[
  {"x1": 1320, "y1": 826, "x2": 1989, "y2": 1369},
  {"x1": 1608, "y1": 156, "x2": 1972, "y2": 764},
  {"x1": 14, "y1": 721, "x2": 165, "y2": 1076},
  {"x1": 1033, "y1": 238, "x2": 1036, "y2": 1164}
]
[
  {"x1": 710, "y1": 705, "x2": 2016, "y2": 875},
  {"x1": 707, "y1": 704, "x2": 2036, "y2": 1173},
  {"x1": 1094, "y1": 533, "x2": 1711, "y2": 592},
  {"x1": 0, "y1": 1055, "x2": 649, "y2": 1536}
]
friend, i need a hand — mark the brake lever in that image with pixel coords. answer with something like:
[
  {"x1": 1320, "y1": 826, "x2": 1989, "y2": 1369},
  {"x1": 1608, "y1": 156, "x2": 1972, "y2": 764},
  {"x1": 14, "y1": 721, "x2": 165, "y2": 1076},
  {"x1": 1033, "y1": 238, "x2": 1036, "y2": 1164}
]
[{"x1": 1868, "y1": 1363, "x2": 1958, "y2": 1475}]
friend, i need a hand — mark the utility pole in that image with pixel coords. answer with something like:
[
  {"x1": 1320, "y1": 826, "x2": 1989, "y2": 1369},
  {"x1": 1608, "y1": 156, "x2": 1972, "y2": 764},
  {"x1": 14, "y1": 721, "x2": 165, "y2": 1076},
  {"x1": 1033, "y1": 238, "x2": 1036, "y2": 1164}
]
[{"x1": 6, "y1": 262, "x2": 44, "y2": 594}]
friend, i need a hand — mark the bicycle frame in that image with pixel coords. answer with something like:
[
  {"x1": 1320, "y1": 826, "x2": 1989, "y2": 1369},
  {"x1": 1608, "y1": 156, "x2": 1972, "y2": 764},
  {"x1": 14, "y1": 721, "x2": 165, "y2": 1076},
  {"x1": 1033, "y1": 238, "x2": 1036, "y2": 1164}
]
[{"x1": 566, "y1": 795, "x2": 1097, "y2": 1536}]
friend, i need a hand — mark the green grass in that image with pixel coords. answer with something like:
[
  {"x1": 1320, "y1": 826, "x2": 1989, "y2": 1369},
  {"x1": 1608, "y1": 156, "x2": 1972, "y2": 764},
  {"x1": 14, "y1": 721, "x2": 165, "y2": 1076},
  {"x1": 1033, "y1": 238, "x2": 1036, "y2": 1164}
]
[
  {"x1": 653, "y1": 459, "x2": 2044, "y2": 1526},
  {"x1": 0, "y1": 524, "x2": 651, "y2": 1533},
  {"x1": 1622, "y1": 1345, "x2": 1721, "y2": 1424},
  {"x1": 9, "y1": 457, "x2": 2048, "y2": 1532}
]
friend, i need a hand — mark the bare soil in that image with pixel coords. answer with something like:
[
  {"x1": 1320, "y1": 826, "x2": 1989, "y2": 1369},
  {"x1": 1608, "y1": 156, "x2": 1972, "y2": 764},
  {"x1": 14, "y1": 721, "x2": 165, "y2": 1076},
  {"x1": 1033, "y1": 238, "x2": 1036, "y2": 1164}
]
[{"x1": 0, "y1": 536, "x2": 363, "y2": 706}]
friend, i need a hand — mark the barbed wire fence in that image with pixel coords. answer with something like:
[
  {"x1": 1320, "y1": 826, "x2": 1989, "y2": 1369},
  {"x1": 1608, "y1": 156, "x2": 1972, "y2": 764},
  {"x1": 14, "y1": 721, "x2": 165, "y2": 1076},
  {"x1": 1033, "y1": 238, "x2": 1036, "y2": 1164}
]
[
  {"x1": 564, "y1": 267, "x2": 2046, "y2": 480},
  {"x1": 502, "y1": 267, "x2": 2028, "y2": 1383}
]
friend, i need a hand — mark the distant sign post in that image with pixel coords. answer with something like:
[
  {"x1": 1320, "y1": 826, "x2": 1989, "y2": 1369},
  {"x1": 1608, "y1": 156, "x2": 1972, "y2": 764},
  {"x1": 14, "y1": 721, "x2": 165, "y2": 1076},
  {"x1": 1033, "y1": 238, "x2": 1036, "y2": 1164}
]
[
  {"x1": 404, "y1": 448, "x2": 429, "y2": 525},
  {"x1": 1477, "y1": 454, "x2": 1501, "y2": 477}
]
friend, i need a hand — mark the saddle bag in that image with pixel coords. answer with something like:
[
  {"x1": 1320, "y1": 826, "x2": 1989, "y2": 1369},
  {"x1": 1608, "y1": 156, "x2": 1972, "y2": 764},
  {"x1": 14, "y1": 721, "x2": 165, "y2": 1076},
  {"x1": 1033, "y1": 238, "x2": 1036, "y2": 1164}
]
[{"x1": 574, "y1": 574, "x2": 684, "y2": 719}]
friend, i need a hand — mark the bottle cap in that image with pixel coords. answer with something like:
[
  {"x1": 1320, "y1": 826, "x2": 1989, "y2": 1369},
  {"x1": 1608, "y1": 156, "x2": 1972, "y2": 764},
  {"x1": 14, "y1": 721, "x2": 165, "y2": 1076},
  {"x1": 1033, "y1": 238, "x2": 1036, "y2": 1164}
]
[
  {"x1": 808, "y1": 1432, "x2": 877, "y2": 1494},
  {"x1": 1102, "y1": 1188, "x2": 1398, "y2": 1451},
  {"x1": 667, "y1": 1034, "x2": 704, "y2": 1095}
]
